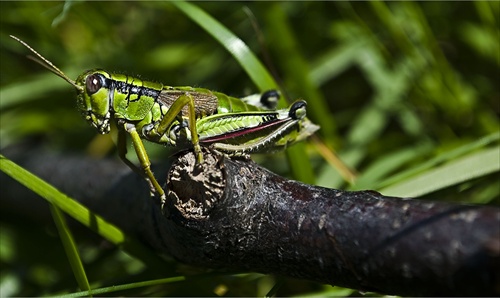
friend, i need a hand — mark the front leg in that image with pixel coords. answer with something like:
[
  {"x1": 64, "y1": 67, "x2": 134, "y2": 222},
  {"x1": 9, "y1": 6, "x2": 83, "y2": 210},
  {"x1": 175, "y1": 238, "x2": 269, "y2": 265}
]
[{"x1": 118, "y1": 121, "x2": 166, "y2": 205}]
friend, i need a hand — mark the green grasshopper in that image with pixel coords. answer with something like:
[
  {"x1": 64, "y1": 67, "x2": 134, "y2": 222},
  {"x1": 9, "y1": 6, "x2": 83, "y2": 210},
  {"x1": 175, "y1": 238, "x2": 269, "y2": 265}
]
[{"x1": 11, "y1": 35, "x2": 319, "y2": 204}]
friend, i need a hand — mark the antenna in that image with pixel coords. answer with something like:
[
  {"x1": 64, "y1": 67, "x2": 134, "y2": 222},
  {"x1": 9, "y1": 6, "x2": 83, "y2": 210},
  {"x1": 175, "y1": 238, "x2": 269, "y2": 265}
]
[{"x1": 10, "y1": 35, "x2": 83, "y2": 91}]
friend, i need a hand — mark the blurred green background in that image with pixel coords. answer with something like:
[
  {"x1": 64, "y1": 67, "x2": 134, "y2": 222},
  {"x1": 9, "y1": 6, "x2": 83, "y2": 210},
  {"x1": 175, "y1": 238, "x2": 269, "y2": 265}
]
[{"x1": 1, "y1": 1, "x2": 498, "y2": 296}]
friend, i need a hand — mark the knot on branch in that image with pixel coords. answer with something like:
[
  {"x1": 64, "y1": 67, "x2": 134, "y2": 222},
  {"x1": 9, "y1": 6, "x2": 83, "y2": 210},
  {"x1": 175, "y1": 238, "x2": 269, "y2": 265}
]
[{"x1": 164, "y1": 148, "x2": 225, "y2": 220}]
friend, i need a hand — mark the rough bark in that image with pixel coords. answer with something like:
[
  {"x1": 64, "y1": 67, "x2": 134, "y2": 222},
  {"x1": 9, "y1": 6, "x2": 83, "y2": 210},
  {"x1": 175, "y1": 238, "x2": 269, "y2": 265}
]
[{"x1": 1, "y1": 145, "x2": 499, "y2": 296}]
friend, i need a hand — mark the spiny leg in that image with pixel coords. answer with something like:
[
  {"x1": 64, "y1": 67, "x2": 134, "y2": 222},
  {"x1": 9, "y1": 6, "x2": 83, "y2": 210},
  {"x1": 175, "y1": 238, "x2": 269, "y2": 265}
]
[
  {"x1": 155, "y1": 92, "x2": 204, "y2": 164},
  {"x1": 118, "y1": 122, "x2": 166, "y2": 204}
]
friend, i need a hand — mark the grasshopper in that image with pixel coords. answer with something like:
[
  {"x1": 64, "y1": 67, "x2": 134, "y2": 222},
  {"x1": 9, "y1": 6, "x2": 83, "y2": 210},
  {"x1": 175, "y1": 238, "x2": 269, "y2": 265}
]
[{"x1": 11, "y1": 36, "x2": 319, "y2": 205}]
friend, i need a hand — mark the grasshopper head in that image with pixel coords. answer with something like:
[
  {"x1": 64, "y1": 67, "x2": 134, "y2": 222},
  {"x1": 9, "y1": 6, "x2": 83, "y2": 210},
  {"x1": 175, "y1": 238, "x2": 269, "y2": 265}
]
[
  {"x1": 10, "y1": 36, "x2": 113, "y2": 135},
  {"x1": 75, "y1": 69, "x2": 113, "y2": 134}
]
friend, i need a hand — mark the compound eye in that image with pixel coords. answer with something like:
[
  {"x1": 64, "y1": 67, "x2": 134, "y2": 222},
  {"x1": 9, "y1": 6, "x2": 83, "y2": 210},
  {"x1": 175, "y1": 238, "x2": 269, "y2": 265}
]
[{"x1": 86, "y1": 74, "x2": 102, "y2": 95}]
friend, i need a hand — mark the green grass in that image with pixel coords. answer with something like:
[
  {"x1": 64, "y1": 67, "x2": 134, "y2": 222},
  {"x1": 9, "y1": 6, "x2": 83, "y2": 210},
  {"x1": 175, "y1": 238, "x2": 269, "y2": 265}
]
[{"x1": 1, "y1": 1, "x2": 498, "y2": 296}]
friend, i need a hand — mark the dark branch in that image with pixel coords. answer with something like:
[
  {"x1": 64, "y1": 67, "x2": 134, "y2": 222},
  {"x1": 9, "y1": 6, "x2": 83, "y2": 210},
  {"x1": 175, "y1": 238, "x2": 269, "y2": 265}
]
[{"x1": 1, "y1": 145, "x2": 499, "y2": 296}]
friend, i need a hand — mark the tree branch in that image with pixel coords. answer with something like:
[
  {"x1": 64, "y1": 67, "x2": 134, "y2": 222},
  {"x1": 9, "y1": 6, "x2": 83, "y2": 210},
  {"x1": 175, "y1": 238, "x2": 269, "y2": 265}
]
[{"x1": 1, "y1": 145, "x2": 499, "y2": 296}]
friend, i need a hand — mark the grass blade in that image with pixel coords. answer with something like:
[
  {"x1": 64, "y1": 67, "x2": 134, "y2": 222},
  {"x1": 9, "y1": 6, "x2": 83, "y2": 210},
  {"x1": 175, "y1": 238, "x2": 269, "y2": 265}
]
[
  {"x1": 171, "y1": 1, "x2": 277, "y2": 92},
  {"x1": 49, "y1": 204, "x2": 91, "y2": 293},
  {"x1": 380, "y1": 145, "x2": 500, "y2": 198},
  {"x1": 0, "y1": 154, "x2": 125, "y2": 245},
  {"x1": 59, "y1": 276, "x2": 185, "y2": 297},
  {"x1": 378, "y1": 132, "x2": 500, "y2": 190}
]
